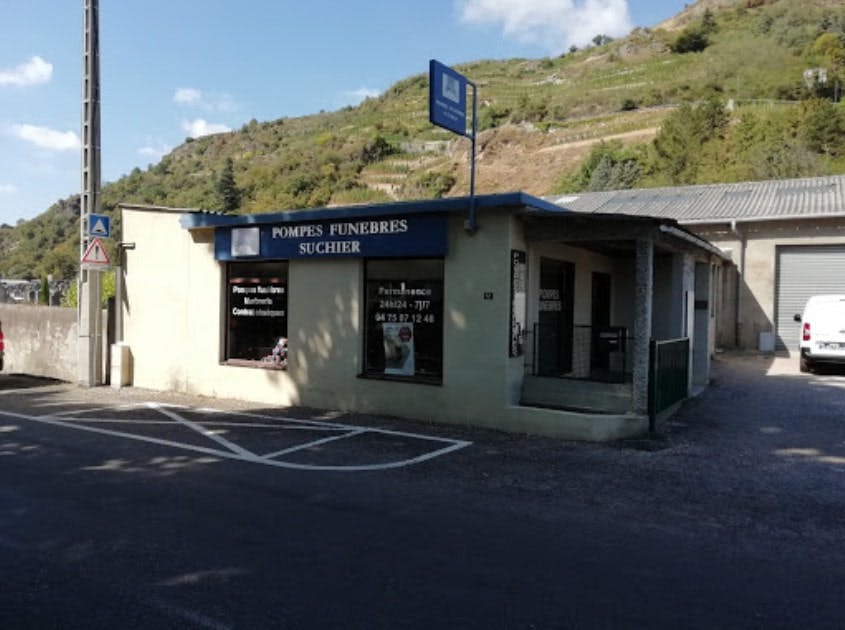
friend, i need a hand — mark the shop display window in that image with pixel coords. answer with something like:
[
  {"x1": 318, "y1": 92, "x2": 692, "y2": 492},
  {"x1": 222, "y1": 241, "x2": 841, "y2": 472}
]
[
  {"x1": 363, "y1": 258, "x2": 444, "y2": 383},
  {"x1": 225, "y1": 261, "x2": 288, "y2": 368}
]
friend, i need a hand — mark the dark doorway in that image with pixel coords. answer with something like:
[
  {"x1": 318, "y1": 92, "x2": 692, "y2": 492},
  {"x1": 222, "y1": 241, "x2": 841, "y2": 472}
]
[
  {"x1": 536, "y1": 258, "x2": 574, "y2": 375},
  {"x1": 591, "y1": 272, "x2": 612, "y2": 370}
]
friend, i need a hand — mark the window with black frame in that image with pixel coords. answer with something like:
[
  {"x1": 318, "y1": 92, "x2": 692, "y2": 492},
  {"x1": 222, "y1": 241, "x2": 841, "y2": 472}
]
[
  {"x1": 226, "y1": 261, "x2": 288, "y2": 368},
  {"x1": 364, "y1": 258, "x2": 444, "y2": 383}
]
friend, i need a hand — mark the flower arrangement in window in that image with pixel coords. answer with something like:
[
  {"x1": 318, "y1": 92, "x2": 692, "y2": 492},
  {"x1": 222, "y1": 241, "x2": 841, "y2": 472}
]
[{"x1": 263, "y1": 337, "x2": 288, "y2": 369}]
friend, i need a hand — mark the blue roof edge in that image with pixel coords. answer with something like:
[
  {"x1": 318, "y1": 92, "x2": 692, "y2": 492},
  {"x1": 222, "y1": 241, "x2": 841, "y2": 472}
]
[{"x1": 178, "y1": 192, "x2": 568, "y2": 230}]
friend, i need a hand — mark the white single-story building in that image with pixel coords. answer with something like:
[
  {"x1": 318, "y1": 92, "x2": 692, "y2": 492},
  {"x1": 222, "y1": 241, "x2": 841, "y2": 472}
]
[{"x1": 117, "y1": 192, "x2": 725, "y2": 440}]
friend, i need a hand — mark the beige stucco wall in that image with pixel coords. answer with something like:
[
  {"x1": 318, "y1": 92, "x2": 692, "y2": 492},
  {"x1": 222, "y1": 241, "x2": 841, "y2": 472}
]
[
  {"x1": 693, "y1": 220, "x2": 845, "y2": 351},
  {"x1": 273, "y1": 210, "x2": 518, "y2": 427},
  {"x1": 122, "y1": 209, "x2": 299, "y2": 405},
  {"x1": 121, "y1": 206, "x2": 650, "y2": 440},
  {"x1": 122, "y1": 207, "x2": 526, "y2": 427},
  {"x1": 281, "y1": 209, "x2": 510, "y2": 425}
]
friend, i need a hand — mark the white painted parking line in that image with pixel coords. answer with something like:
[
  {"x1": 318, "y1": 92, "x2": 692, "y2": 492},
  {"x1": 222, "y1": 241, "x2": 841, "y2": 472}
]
[
  {"x1": 0, "y1": 404, "x2": 472, "y2": 472},
  {"x1": 149, "y1": 403, "x2": 255, "y2": 458},
  {"x1": 262, "y1": 428, "x2": 367, "y2": 459},
  {"x1": 201, "y1": 408, "x2": 358, "y2": 431},
  {"x1": 0, "y1": 409, "x2": 243, "y2": 460}
]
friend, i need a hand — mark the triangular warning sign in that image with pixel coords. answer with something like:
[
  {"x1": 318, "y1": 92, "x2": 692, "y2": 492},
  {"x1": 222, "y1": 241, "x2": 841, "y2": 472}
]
[
  {"x1": 81, "y1": 237, "x2": 110, "y2": 265},
  {"x1": 91, "y1": 218, "x2": 108, "y2": 236}
]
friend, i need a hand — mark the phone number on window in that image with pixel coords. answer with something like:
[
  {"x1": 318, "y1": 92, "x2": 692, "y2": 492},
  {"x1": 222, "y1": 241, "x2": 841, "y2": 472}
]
[{"x1": 374, "y1": 312, "x2": 436, "y2": 324}]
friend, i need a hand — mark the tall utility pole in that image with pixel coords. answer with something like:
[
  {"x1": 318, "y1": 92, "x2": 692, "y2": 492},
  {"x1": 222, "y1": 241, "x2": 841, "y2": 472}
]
[{"x1": 79, "y1": 0, "x2": 102, "y2": 386}]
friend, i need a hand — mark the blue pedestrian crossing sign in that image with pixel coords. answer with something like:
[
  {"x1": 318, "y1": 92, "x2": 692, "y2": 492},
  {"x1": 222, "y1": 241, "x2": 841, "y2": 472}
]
[{"x1": 89, "y1": 213, "x2": 110, "y2": 238}]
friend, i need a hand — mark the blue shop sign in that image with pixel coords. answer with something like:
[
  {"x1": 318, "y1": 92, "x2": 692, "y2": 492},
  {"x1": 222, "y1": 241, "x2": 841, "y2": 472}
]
[{"x1": 215, "y1": 214, "x2": 448, "y2": 261}]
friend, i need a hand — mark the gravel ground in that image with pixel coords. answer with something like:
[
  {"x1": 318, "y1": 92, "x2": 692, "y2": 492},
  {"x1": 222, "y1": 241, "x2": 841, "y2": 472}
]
[{"x1": 389, "y1": 351, "x2": 845, "y2": 560}]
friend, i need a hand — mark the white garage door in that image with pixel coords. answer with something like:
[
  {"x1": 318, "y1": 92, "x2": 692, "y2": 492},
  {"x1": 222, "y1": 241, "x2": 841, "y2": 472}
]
[{"x1": 776, "y1": 245, "x2": 845, "y2": 352}]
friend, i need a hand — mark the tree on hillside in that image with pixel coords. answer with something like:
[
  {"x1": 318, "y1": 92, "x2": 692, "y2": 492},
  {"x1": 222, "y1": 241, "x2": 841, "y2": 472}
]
[
  {"x1": 359, "y1": 135, "x2": 396, "y2": 165},
  {"x1": 670, "y1": 10, "x2": 716, "y2": 55},
  {"x1": 700, "y1": 9, "x2": 718, "y2": 35},
  {"x1": 809, "y1": 33, "x2": 845, "y2": 68},
  {"x1": 798, "y1": 98, "x2": 845, "y2": 156},
  {"x1": 553, "y1": 140, "x2": 645, "y2": 193},
  {"x1": 669, "y1": 27, "x2": 710, "y2": 54},
  {"x1": 62, "y1": 270, "x2": 115, "y2": 308},
  {"x1": 652, "y1": 98, "x2": 729, "y2": 184},
  {"x1": 217, "y1": 158, "x2": 242, "y2": 214}
]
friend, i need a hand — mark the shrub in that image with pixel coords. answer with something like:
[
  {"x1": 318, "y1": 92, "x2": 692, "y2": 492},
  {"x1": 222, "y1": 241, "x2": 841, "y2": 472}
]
[
  {"x1": 670, "y1": 27, "x2": 710, "y2": 54},
  {"x1": 477, "y1": 105, "x2": 511, "y2": 131},
  {"x1": 553, "y1": 140, "x2": 645, "y2": 193},
  {"x1": 402, "y1": 171, "x2": 456, "y2": 199},
  {"x1": 359, "y1": 135, "x2": 396, "y2": 165}
]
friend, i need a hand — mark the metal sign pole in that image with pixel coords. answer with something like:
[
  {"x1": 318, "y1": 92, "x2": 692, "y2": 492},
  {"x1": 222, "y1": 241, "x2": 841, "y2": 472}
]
[
  {"x1": 429, "y1": 60, "x2": 479, "y2": 234},
  {"x1": 465, "y1": 80, "x2": 478, "y2": 234}
]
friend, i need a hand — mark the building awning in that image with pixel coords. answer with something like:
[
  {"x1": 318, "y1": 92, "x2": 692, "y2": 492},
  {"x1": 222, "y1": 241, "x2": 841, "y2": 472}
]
[{"x1": 176, "y1": 192, "x2": 571, "y2": 230}]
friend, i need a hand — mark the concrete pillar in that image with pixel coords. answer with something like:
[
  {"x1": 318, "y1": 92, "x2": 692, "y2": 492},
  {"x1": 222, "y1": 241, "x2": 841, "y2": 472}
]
[
  {"x1": 633, "y1": 237, "x2": 653, "y2": 415},
  {"x1": 78, "y1": 270, "x2": 103, "y2": 387}
]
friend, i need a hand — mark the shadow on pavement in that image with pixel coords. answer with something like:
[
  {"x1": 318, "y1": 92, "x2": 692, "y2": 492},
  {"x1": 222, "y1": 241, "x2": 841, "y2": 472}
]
[{"x1": 0, "y1": 373, "x2": 65, "y2": 391}]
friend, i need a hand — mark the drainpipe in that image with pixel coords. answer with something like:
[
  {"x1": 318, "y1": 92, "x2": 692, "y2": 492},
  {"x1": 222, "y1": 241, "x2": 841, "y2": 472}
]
[
  {"x1": 114, "y1": 241, "x2": 135, "y2": 342},
  {"x1": 729, "y1": 220, "x2": 745, "y2": 349}
]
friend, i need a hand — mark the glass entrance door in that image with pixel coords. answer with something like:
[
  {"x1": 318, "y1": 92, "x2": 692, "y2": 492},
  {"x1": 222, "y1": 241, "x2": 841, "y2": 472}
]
[{"x1": 537, "y1": 258, "x2": 574, "y2": 375}]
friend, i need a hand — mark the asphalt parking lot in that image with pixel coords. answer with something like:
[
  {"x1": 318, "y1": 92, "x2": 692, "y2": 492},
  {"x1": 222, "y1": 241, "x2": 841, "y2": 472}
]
[
  {"x1": 2, "y1": 352, "x2": 843, "y2": 539},
  {"x1": 1, "y1": 353, "x2": 844, "y2": 629},
  {"x1": 1, "y1": 400, "x2": 471, "y2": 472},
  {"x1": 0, "y1": 378, "x2": 471, "y2": 472}
]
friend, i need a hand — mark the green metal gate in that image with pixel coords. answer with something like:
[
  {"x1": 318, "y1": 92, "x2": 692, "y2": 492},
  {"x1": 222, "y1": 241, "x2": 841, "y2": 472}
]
[{"x1": 648, "y1": 338, "x2": 690, "y2": 431}]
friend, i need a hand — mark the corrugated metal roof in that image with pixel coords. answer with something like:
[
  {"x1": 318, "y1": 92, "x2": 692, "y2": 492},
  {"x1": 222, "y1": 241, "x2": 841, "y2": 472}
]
[{"x1": 545, "y1": 175, "x2": 845, "y2": 225}]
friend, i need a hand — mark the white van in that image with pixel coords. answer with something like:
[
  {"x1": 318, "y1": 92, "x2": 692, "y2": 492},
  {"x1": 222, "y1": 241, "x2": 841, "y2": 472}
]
[{"x1": 793, "y1": 295, "x2": 845, "y2": 372}]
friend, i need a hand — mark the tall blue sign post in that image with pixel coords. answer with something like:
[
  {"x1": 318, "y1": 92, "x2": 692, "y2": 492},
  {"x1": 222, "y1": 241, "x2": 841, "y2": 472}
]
[{"x1": 429, "y1": 59, "x2": 478, "y2": 233}]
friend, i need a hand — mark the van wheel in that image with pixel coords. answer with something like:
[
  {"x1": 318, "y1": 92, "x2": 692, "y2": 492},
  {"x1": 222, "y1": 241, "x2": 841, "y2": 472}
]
[{"x1": 800, "y1": 356, "x2": 812, "y2": 373}]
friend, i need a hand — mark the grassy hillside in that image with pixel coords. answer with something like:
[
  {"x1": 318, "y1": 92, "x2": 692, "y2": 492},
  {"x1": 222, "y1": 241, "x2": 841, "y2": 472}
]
[{"x1": 4, "y1": 0, "x2": 845, "y2": 279}]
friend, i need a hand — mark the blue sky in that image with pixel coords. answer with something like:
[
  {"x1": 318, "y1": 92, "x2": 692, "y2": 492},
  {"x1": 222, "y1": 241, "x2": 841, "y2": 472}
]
[{"x1": 0, "y1": 0, "x2": 688, "y2": 226}]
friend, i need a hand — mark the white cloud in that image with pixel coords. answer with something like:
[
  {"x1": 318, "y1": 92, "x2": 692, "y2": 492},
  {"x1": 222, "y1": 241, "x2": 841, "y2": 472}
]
[
  {"x1": 11, "y1": 124, "x2": 80, "y2": 151},
  {"x1": 0, "y1": 184, "x2": 16, "y2": 194},
  {"x1": 459, "y1": 0, "x2": 632, "y2": 53},
  {"x1": 174, "y1": 87, "x2": 202, "y2": 104},
  {"x1": 181, "y1": 118, "x2": 231, "y2": 138},
  {"x1": 174, "y1": 87, "x2": 236, "y2": 112},
  {"x1": 0, "y1": 56, "x2": 53, "y2": 87}
]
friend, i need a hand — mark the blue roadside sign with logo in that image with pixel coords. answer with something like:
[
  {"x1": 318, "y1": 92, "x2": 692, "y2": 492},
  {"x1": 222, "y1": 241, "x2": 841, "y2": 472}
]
[
  {"x1": 429, "y1": 58, "x2": 479, "y2": 232},
  {"x1": 429, "y1": 59, "x2": 469, "y2": 137}
]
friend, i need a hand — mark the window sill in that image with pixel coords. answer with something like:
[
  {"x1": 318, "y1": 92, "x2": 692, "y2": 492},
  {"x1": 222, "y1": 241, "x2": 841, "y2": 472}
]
[
  {"x1": 223, "y1": 359, "x2": 287, "y2": 371},
  {"x1": 358, "y1": 372, "x2": 442, "y2": 386}
]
